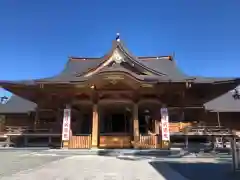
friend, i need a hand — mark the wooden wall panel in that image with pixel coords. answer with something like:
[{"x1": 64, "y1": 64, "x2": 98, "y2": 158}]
[
  {"x1": 99, "y1": 135, "x2": 132, "y2": 148},
  {"x1": 5, "y1": 114, "x2": 33, "y2": 127},
  {"x1": 138, "y1": 135, "x2": 157, "y2": 148},
  {"x1": 68, "y1": 135, "x2": 91, "y2": 149}
]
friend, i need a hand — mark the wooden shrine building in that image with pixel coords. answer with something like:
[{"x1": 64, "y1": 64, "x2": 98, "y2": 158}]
[
  {"x1": 0, "y1": 35, "x2": 240, "y2": 149},
  {"x1": 204, "y1": 87, "x2": 240, "y2": 137}
]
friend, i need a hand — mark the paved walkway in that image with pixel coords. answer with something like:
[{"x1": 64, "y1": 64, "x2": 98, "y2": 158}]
[{"x1": 0, "y1": 155, "x2": 188, "y2": 180}]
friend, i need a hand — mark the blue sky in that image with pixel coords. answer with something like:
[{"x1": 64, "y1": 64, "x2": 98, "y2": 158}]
[{"x1": 0, "y1": 0, "x2": 240, "y2": 97}]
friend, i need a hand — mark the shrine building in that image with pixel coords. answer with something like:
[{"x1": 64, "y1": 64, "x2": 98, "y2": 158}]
[{"x1": 0, "y1": 35, "x2": 239, "y2": 149}]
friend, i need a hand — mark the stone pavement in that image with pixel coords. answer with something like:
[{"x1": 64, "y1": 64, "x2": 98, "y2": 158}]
[
  {"x1": 0, "y1": 150, "x2": 64, "y2": 178},
  {"x1": 0, "y1": 154, "x2": 188, "y2": 180}
]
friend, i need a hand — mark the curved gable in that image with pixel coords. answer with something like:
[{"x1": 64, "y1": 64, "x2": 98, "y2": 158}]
[
  {"x1": 34, "y1": 38, "x2": 187, "y2": 83},
  {"x1": 83, "y1": 41, "x2": 176, "y2": 78}
]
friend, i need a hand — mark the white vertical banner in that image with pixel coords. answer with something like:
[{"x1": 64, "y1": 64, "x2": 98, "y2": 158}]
[
  {"x1": 160, "y1": 108, "x2": 170, "y2": 141},
  {"x1": 62, "y1": 108, "x2": 71, "y2": 141}
]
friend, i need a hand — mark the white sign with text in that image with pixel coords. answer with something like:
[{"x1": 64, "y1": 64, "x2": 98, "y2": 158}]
[
  {"x1": 62, "y1": 108, "x2": 71, "y2": 141},
  {"x1": 160, "y1": 108, "x2": 170, "y2": 141}
]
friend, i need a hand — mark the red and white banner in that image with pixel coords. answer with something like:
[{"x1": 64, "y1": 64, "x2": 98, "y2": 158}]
[
  {"x1": 161, "y1": 108, "x2": 170, "y2": 141},
  {"x1": 62, "y1": 108, "x2": 71, "y2": 141}
]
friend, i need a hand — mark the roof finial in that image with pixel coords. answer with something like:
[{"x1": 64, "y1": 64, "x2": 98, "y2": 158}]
[
  {"x1": 116, "y1": 33, "x2": 120, "y2": 42},
  {"x1": 172, "y1": 51, "x2": 175, "y2": 60}
]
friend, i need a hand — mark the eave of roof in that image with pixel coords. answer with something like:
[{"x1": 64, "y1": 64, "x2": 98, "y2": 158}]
[
  {"x1": 204, "y1": 86, "x2": 240, "y2": 112},
  {"x1": 0, "y1": 95, "x2": 36, "y2": 114}
]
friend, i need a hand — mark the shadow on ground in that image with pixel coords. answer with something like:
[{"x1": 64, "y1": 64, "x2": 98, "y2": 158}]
[
  {"x1": 149, "y1": 161, "x2": 240, "y2": 180},
  {"x1": 96, "y1": 149, "x2": 177, "y2": 157}
]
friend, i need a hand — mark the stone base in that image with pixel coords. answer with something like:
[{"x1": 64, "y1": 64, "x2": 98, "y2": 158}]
[
  {"x1": 161, "y1": 140, "x2": 170, "y2": 149},
  {"x1": 62, "y1": 141, "x2": 69, "y2": 148}
]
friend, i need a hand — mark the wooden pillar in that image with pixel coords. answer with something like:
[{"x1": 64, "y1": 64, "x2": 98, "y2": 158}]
[
  {"x1": 217, "y1": 112, "x2": 221, "y2": 127},
  {"x1": 24, "y1": 136, "x2": 28, "y2": 147},
  {"x1": 78, "y1": 111, "x2": 84, "y2": 134},
  {"x1": 5, "y1": 135, "x2": 11, "y2": 147},
  {"x1": 91, "y1": 104, "x2": 99, "y2": 148},
  {"x1": 154, "y1": 111, "x2": 161, "y2": 148},
  {"x1": 56, "y1": 108, "x2": 62, "y2": 131},
  {"x1": 154, "y1": 110, "x2": 160, "y2": 134},
  {"x1": 0, "y1": 115, "x2": 6, "y2": 132},
  {"x1": 133, "y1": 103, "x2": 139, "y2": 144},
  {"x1": 48, "y1": 136, "x2": 52, "y2": 145},
  {"x1": 34, "y1": 108, "x2": 39, "y2": 130}
]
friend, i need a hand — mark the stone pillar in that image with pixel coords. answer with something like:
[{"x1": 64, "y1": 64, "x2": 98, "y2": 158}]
[
  {"x1": 133, "y1": 103, "x2": 139, "y2": 145},
  {"x1": 91, "y1": 104, "x2": 99, "y2": 148}
]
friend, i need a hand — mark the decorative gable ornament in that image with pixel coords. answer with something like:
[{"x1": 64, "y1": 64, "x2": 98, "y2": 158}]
[
  {"x1": 84, "y1": 49, "x2": 125, "y2": 77},
  {"x1": 111, "y1": 49, "x2": 124, "y2": 64}
]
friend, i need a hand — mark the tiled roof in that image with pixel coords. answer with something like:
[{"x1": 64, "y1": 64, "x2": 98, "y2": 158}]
[
  {"x1": 0, "y1": 39, "x2": 239, "y2": 86},
  {"x1": 204, "y1": 87, "x2": 240, "y2": 112},
  {"x1": 0, "y1": 38, "x2": 239, "y2": 109},
  {"x1": 0, "y1": 95, "x2": 36, "y2": 114}
]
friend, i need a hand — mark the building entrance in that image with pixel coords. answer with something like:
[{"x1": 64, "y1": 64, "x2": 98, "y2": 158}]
[
  {"x1": 100, "y1": 107, "x2": 131, "y2": 134},
  {"x1": 99, "y1": 104, "x2": 132, "y2": 148}
]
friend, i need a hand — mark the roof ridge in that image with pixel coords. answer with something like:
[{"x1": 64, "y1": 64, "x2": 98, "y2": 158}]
[
  {"x1": 116, "y1": 42, "x2": 168, "y2": 76},
  {"x1": 69, "y1": 57, "x2": 101, "y2": 60},
  {"x1": 139, "y1": 56, "x2": 173, "y2": 61},
  {"x1": 69, "y1": 56, "x2": 173, "y2": 61}
]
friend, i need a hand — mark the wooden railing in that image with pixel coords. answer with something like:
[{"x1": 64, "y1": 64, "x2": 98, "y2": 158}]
[
  {"x1": 4, "y1": 126, "x2": 60, "y2": 134},
  {"x1": 5, "y1": 126, "x2": 29, "y2": 134},
  {"x1": 185, "y1": 126, "x2": 233, "y2": 135},
  {"x1": 68, "y1": 135, "x2": 91, "y2": 149},
  {"x1": 99, "y1": 134, "x2": 132, "y2": 148},
  {"x1": 139, "y1": 135, "x2": 158, "y2": 148},
  {"x1": 132, "y1": 135, "x2": 158, "y2": 149},
  {"x1": 169, "y1": 122, "x2": 192, "y2": 133}
]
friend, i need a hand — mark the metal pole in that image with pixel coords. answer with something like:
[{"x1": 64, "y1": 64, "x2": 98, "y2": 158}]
[
  {"x1": 237, "y1": 142, "x2": 240, "y2": 171},
  {"x1": 184, "y1": 127, "x2": 189, "y2": 149},
  {"x1": 185, "y1": 134, "x2": 188, "y2": 149}
]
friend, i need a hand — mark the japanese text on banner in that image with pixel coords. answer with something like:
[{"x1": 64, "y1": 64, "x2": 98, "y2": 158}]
[
  {"x1": 161, "y1": 108, "x2": 170, "y2": 141},
  {"x1": 62, "y1": 109, "x2": 71, "y2": 141}
]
